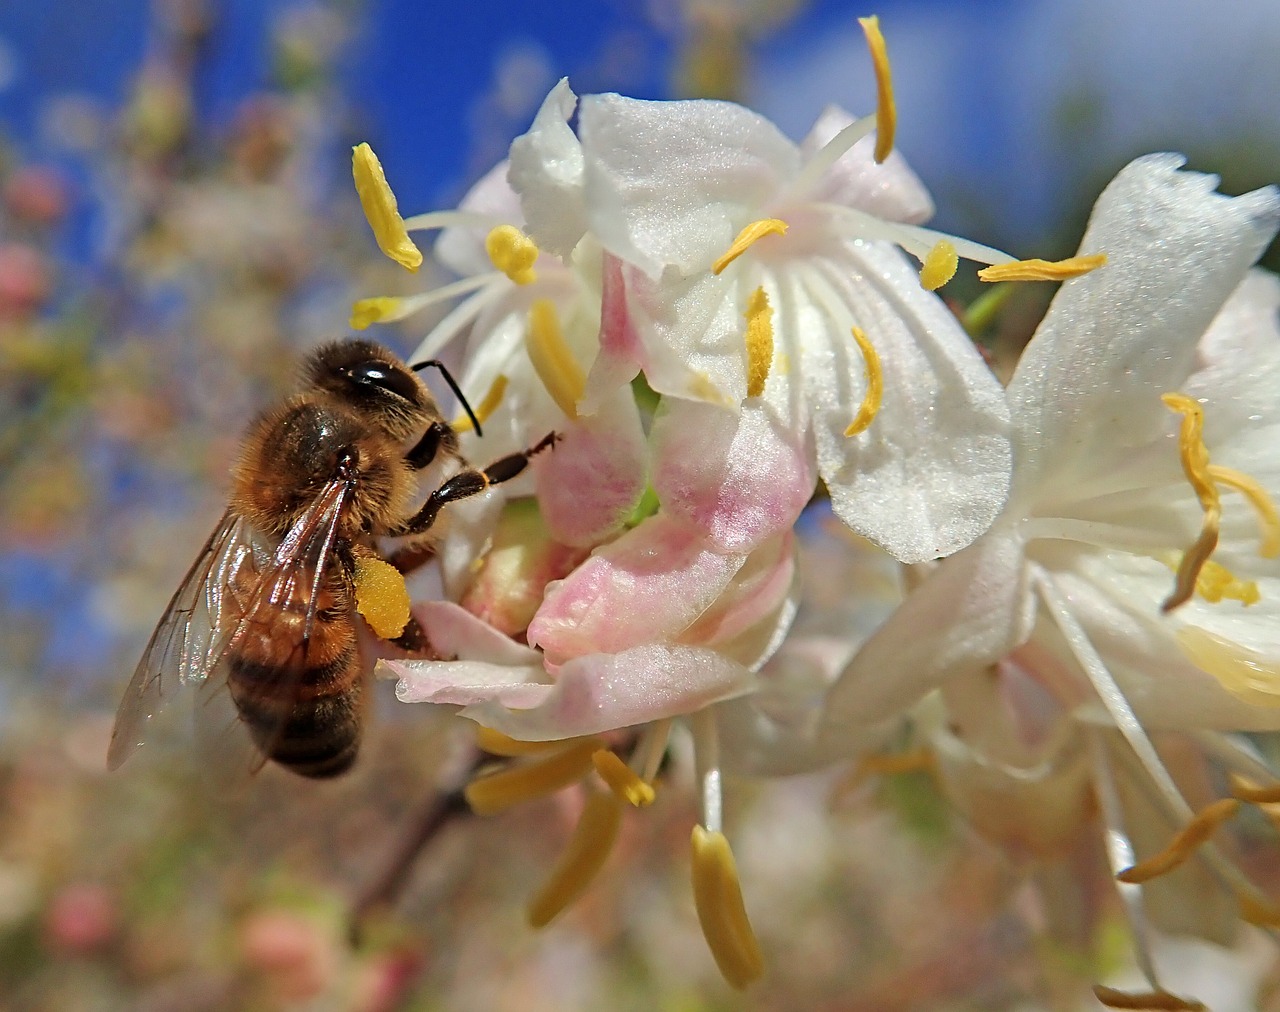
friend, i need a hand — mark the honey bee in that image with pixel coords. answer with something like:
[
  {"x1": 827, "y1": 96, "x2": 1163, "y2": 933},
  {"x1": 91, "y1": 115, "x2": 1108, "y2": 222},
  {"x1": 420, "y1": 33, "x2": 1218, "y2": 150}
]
[{"x1": 109, "y1": 339, "x2": 554, "y2": 779}]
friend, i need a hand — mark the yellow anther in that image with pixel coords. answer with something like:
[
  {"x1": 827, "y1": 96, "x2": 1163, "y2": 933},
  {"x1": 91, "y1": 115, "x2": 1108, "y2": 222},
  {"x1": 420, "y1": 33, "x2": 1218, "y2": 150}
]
[
  {"x1": 1238, "y1": 889, "x2": 1280, "y2": 928},
  {"x1": 352, "y1": 143, "x2": 422, "y2": 273},
  {"x1": 1161, "y1": 392, "x2": 1221, "y2": 613},
  {"x1": 711, "y1": 218, "x2": 788, "y2": 275},
  {"x1": 352, "y1": 555, "x2": 410, "y2": 639},
  {"x1": 743, "y1": 287, "x2": 774, "y2": 399},
  {"x1": 1092, "y1": 985, "x2": 1206, "y2": 1011},
  {"x1": 485, "y1": 224, "x2": 539, "y2": 285},
  {"x1": 1192, "y1": 558, "x2": 1260, "y2": 605},
  {"x1": 858, "y1": 16, "x2": 896, "y2": 163},
  {"x1": 844, "y1": 326, "x2": 883, "y2": 437},
  {"x1": 475, "y1": 725, "x2": 567, "y2": 757},
  {"x1": 452, "y1": 374, "x2": 508, "y2": 433},
  {"x1": 350, "y1": 296, "x2": 408, "y2": 331},
  {"x1": 919, "y1": 240, "x2": 958, "y2": 291},
  {"x1": 977, "y1": 253, "x2": 1107, "y2": 283},
  {"x1": 1210, "y1": 464, "x2": 1280, "y2": 558},
  {"x1": 1229, "y1": 773, "x2": 1280, "y2": 805},
  {"x1": 1115, "y1": 797, "x2": 1239, "y2": 884},
  {"x1": 591, "y1": 749, "x2": 655, "y2": 807},
  {"x1": 690, "y1": 826, "x2": 763, "y2": 989},
  {"x1": 526, "y1": 299, "x2": 585, "y2": 419},
  {"x1": 527, "y1": 790, "x2": 622, "y2": 928},
  {"x1": 464, "y1": 738, "x2": 603, "y2": 816},
  {"x1": 1176, "y1": 627, "x2": 1280, "y2": 707}
]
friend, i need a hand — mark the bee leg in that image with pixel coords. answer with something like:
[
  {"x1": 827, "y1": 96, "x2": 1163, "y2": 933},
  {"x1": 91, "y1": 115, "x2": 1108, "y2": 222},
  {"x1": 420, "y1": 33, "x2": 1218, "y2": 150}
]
[
  {"x1": 405, "y1": 421, "x2": 460, "y2": 470},
  {"x1": 384, "y1": 540, "x2": 437, "y2": 575},
  {"x1": 391, "y1": 432, "x2": 557, "y2": 537},
  {"x1": 389, "y1": 613, "x2": 443, "y2": 658}
]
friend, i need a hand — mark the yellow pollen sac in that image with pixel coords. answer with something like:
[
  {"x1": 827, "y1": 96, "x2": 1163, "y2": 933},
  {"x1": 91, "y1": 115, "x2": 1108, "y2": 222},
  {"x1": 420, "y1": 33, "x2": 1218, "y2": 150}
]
[
  {"x1": 1115, "y1": 797, "x2": 1240, "y2": 884},
  {"x1": 858, "y1": 16, "x2": 897, "y2": 163},
  {"x1": 977, "y1": 253, "x2": 1107, "y2": 283},
  {"x1": 527, "y1": 789, "x2": 623, "y2": 928},
  {"x1": 526, "y1": 299, "x2": 586, "y2": 419},
  {"x1": 1191, "y1": 558, "x2": 1260, "y2": 605},
  {"x1": 485, "y1": 224, "x2": 539, "y2": 285},
  {"x1": 1161, "y1": 392, "x2": 1222, "y2": 613},
  {"x1": 1176, "y1": 627, "x2": 1280, "y2": 707},
  {"x1": 690, "y1": 826, "x2": 764, "y2": 990},
  {"x1": 919, "y1": 240, "x2": 958, "y2": 291},
  {"x1": 1092, "y1": 985, "x2": 1206, "y2": 1012},
  {"x1": 464, "y1": 738, "x2": 603, "y2": 816},
  {"x1": 711, "y1": 218, "x2": 788, "y2": 275},
  {"x1": 349, "y1": 296, "x2": 408, "y2": 331},
  {"x1": 352, "y1": 555, "x2": 410, "y2": 639},
  {"x1": 743, "y1": 287, "x2": 774, "y2": 399},
  {"x1": 591, "y1": 749, "x2": 656, "y2": 807},
  {"x1": 1209, "y1": 464, "x2": 1280, "y2": 558},
  {"x1": 452, "y1": 374, "x2": 508, "y2": 433},
  {"x1": 475, "y1": 725, "x2": 567, "y2": 757},
  {"x1": 844, "y1": 327, "x2": 883, "y2": 437},
  {"x1": 352, "y1": 143, "x2": 423, "y2": 273}
]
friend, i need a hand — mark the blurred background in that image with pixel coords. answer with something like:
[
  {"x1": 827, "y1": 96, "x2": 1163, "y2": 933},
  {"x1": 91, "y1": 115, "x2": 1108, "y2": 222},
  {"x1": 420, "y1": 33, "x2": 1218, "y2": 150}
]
[{"x1": 0, "y1": 1, "x2": 1278, "y2": 1008}]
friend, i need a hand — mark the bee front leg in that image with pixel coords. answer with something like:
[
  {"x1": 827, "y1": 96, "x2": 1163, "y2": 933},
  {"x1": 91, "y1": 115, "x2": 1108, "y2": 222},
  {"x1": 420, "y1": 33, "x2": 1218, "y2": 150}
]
[
  {"x1": 390, "y1": 432, "x2": 557, "y2": 538},
  {"x1": 405, "y1": 421, "x2": 460, "y2": 471},
  {"x1": 389, "y1": 613, "x2": 440, "y2": 657}
]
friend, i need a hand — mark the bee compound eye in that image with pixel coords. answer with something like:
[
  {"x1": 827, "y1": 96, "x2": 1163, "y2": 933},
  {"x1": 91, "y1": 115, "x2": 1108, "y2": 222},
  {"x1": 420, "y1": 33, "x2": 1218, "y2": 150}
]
[{"x1": 345, "y1": 361, "x2": 420, "y2": 403}]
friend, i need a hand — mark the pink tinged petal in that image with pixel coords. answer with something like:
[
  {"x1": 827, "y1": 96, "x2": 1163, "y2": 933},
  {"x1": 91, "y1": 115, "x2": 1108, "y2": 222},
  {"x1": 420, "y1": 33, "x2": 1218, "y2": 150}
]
[
  {"x1": 507, "y1": 79, "x2": 588, "y2": 259},
  {"x1": 388, "y1": 658, "x2": 549, "y2": 708},
  {"x1": 653, "y1": 400, "x2": 813, "y2": 554},
  {"x1": 527, "y1": 514, "x2": 746, "y2": 665},
  {"x1": 1007, "y1": 154, "x2": 1280, "y2": 507},
  {"x1": 581, "y1": 253, "x2": 647, "y2": 413},
  {"x1": 792, "y1": 244, "x2": 1012, "y2": 563},
  {"x1": 434, "y1": 159, "x2": 522, "y2": 275},
  {"x1": 458, "y1": 644, "x2": 757, "y2": 740},
  {"x1": 535, "y1": 388, "x2": 649, "y2": 548},
  {"x1": 579, "y1": 92, "x2": 800, "y2": 278},
  {"x1": 410, "y1": 600, "x2": 543, "y2": 666},
  {"x1": 797, "y1": 105, "x2": 934, "y2": 224},
  {"x1": 819, "y1": 527, "x2": 1034, "y2": 734},
  {"x1": 681, "y1": 531, "x2": 796, "y2": 650}
]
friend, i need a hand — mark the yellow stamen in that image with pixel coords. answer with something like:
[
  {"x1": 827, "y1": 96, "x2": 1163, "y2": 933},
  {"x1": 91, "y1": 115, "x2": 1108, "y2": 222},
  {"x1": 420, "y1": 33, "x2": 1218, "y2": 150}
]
[
  {"x1": 526, "y1": 299, "x2": 585, "y2": 419},
  {"x1": 977, "y1": 253, "x2": 1107, "y2": 283},
  {"x1": 591, "y1": 749, "x2": 655, "y2": 807},
  {"x1": 1192, "y1": 558, "x2": 1260, "y2": 605},
  {"x1": 743, "y1": 287, "x2": 774, "y2": 398},
  {"x1": 830, "y1": 748, "x2": 936, "y2": 805},
  {"x1": 485, "y1": 224, "x2": 539, "y2": 285},
  {"x1": 858, "y1": 16, "x2": 896, "y2": 163},
  {"x1": 349, "y1": 296, "x2": 409, "y2": 331},
  {"x1": 690, "y1": 826, "x2": 764, "y2": 989},
  {"x1": 527, "y1": 790, "x2": 622, "y2": 928},
  {"x1": 352, "y1": 555, "x2": 410, "y2": 639},
  {"x1": 711, "y1": 218, "x2": 788, "y2": 275},
  {"x1": 465, "y1": 738, "x2": 603, "y2": 816},
  {"x1": 1238, "y1": 889, "x2": 1280, "y2": 928},
  {"x1": 475, "y1": 725, "x2": 567, "y2": 757},
  {"x1": 1229, "y1": 773, "x2": 1280, "y2": 805},
  {"x1": 1176, "y1": 627, "x2": 1280, "y2": 707},
  {"x1": 1209, "y1": 464, "x2": 1280, "y2": 558},
  {"x1": 351, "y1": 143, "x2": 422, "y2": 273},
  {"x1": 1092, "y1": 985, "x2": 1205, "y2": 1011},
  {"x1": 919, "y1": 240, "x2": 958, "y2": 291},
  {"x1": 1115, "y1": 797, "x2": 1239, "y2": 884},
  {"x1": 451, "y1": 374, "x2": 508, "y2": 433},
  {"x1": 1161, "y1": 392, "x2": 1222, "y2": 612},
  {"x1": 844, "y1": 327, "x2": 883, "y2": 437}
]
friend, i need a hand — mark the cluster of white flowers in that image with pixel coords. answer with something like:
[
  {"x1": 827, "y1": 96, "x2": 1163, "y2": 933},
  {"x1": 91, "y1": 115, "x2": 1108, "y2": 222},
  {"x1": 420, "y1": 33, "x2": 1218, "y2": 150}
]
[{"x1": 352, "y1": 17, "x2": 1280, "y2": 1005}]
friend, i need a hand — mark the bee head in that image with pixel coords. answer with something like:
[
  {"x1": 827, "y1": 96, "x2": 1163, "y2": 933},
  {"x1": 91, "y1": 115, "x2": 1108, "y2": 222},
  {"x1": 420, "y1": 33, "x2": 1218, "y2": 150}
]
[{"x1": 305, "y1": 339, "x2": 435, "y2": 438}]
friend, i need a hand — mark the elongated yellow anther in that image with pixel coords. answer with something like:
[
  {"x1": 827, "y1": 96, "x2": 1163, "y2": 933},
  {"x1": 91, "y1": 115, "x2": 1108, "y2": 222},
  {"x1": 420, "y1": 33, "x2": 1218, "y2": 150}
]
[
  {"x1": 452, "y1": 374, "x2": 508, "y2": 433},
  {"x1": 919, "y1": 240, "x2": 958, "y2": 291},
  {"x1": 465, "y1": 738, "x2": 603, "y2": 816},
  {"x1": 1092, "y1": 985, "x2": 1206, "y2": 1011},
  {"x1": 690, "y1": 826, "x2": 764, "y2": 989},
  {"x1": 485, "y1": 224, "x2": 539, "y2": 285},
  {"x1": 743, "y1": 287, "x2": 774, "y2": 398},
  {"x1": 1116, "y1": 797, "x2": 1240, "y2": 883},
  {"x1": 527, "y1": 790, "x2": 623, "y2": 928},
  {"x1": 844, "y1": 327, "x2": 883, "y2": 437},
  {"x1": 1230, "y1": 774, "x2": 1280, "y2": 804},
  {"x1": 858, "y1": 16, "x2": 896, "y2": 163},
  {"x1": 352, "y1": 143, "x2": 422, "y2": 273},
  {"x1": 1162, "y1": 392, "x2": 1221, "y2": 613},
  {"x1": 475, "y1": 725, "x2": 567, "y2": 757},
  {"x1": 353, "y1": 555, "x2": 410, "y2": 639},
  {"x1": 526, "y1": 299, "x2": 585, "y2": 419},
  {"x1": 712, "y1": 218, "x2": 788, "y2": 275},
  {"x1": 592, "y1": 749, "x2": 655, "y2": 807},
  {"x1": 350, "y1": 296, "x2": 410, "y2": 331},
  {"x1": 978, "y1": 253, "x2": 1107, "y2": 283},
  {"x1": 1210, "y1": 464, "x2": 1280, "y2": 558}
]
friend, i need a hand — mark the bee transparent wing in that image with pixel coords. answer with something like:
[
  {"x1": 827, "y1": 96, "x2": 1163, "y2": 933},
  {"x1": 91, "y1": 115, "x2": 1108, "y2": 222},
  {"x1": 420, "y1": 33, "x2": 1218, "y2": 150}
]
[
  {"x1": 107, "y1": 509, "x2": 263, "y2": 770},
  {"x1": 192, "y1": 478, "x2": 354, "y2": 777}
]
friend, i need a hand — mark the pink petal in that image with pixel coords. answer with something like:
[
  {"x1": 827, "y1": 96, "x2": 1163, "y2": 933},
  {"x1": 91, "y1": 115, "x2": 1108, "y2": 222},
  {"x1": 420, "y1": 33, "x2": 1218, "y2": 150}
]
[
  {"x1": 681, "y1": 531, "x2": 795, "y2": 649},
  {"x1": 581, "y1": 252, "x2": 647, "y2": 413},
  {"x1": 527, "y1": 513, "x2": 746, "y2": 665},
  {"x1": 409, "y1": 600, "x2": 543, "y2": 665},
  {"x1": 388, "y1": 657, "x2": 550, "y2": 708}
]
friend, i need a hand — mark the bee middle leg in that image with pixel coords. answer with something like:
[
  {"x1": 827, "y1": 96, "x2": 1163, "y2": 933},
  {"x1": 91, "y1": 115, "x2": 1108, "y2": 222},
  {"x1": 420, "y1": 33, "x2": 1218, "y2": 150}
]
[{"x1": 391, "y1": 432, "x2": 557, "y2": 538}]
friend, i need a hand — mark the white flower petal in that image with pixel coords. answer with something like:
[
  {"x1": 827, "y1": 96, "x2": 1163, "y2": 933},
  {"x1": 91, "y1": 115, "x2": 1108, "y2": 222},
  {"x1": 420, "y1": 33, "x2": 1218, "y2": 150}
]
[
  {"x1": 435, "y1": 159, "x2": 521, "y2": 275},
  {"x1": 507, "y1": 78, "x2": 588, "y2": 259}
]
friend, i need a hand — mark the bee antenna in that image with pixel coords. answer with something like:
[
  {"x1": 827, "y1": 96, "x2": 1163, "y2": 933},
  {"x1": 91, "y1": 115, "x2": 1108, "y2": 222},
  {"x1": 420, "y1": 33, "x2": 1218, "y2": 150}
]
[{"x1": 410, "y1": 359, "x2": 483, "y2": 437}]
